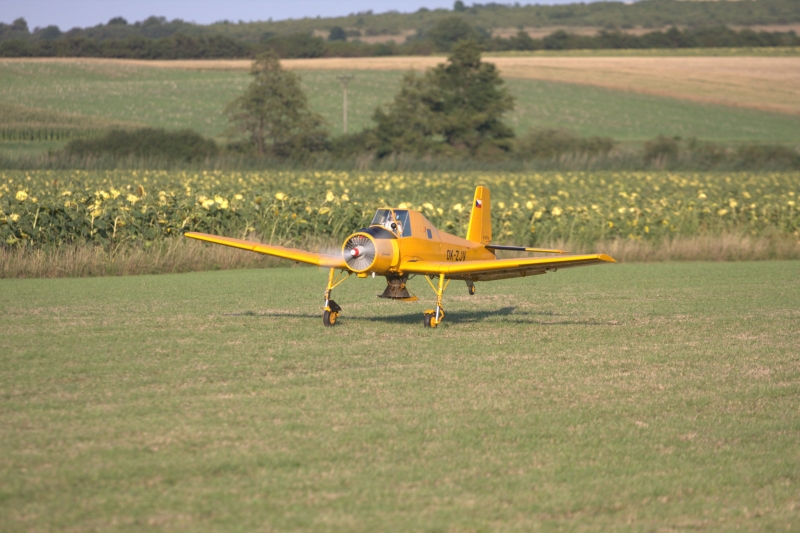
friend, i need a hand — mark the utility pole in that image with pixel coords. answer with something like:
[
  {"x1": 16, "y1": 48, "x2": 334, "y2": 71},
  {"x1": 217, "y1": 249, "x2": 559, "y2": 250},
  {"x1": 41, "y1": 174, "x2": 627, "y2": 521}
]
[{"x1": 336, "y1": 74, "x2": 354, "y2": 134}]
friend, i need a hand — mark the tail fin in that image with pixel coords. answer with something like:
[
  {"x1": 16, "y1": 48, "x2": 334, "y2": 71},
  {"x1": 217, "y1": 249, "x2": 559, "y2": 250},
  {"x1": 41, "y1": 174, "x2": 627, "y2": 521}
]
[{"x1": 466, "y1": 186, "x2": 491, "y2": 244}]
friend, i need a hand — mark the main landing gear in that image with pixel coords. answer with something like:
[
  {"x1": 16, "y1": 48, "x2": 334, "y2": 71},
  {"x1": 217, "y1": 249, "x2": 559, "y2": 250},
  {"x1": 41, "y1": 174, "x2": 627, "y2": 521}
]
[
  {"x1": 422, "y1": 277, "x2": 476, "y2": 327},
  {"x1": 423, "y1": 273, "x2": 450, "y2": 328},
  {"x1": 323, "y1": 268, "x2": 350, "y2": 327}
]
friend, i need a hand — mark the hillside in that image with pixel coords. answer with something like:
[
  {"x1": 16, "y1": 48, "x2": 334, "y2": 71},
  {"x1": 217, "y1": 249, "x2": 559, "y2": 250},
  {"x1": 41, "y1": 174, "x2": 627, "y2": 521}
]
[{"x1": 2, "y1": 0, "x2": 798, "y2": 45}]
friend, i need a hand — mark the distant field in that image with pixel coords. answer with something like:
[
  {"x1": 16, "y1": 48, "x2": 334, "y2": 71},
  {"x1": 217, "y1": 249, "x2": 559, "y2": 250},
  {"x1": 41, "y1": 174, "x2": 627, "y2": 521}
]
[
  {"x1": 1, "y1": 262, "x2": 799, "y2": 530},
  {"x1": 7, "y1": 54, "x2": 797, "y2": 114},
  {"x1": 281, "y1": 56, "x2": 800, "y2": 116},
  {"x1": 0, "y1": 140, "x2": 65, "y2": 159},
  {"x1": 0, "y1": 102, "x2": 139, "y2": 142},
  {"x1": 2, "y1": 58, "x2": 800, "y2": 149},
  {"x1": 0, "y1": 61, "x2": 239, "y2": 140}
]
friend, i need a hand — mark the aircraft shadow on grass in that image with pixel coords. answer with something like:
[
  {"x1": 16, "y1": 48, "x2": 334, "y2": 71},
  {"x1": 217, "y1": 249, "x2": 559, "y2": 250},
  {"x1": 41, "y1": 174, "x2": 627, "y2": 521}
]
[{"x1": 225, "y1": 307, "x2": 608, "y2": 326}]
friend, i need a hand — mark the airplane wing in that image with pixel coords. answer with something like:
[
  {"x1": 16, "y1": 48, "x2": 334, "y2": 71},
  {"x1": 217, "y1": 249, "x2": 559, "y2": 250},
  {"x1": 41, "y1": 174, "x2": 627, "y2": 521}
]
[
  {"x1": 185, "y1": 232, "x2": 349, "y2": 269},
  {"x1": 485, "y1": 244, "x2": 569, "y2": 254},
  {"x1": 399, "y1": 254, "x2": 615, "y2": 282}
]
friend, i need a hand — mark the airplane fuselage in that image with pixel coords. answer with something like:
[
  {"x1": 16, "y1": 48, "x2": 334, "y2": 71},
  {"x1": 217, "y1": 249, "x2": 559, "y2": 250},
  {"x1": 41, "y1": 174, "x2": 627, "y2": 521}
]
[{"x1": 342, "y1": 208, "x2": 495, "y2": 275}]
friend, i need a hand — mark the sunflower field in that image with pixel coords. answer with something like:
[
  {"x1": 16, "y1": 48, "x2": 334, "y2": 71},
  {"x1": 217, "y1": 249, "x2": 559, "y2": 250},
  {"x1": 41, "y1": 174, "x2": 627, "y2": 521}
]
[{"x1": 1, "y1": 169, "x2": 798, "y2": 249}]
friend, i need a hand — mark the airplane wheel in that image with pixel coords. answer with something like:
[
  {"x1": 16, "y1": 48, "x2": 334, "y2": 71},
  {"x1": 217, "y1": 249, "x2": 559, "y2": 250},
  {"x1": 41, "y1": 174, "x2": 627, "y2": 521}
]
[
  {"x1": 468, "y1": 284, "x2": 476, "y2": 295},
  {"x1": 323, "y1": 310, "x2": 338, "y2": 327},
  {"x1": 423, "y1": 312, "x2": 435, "y2": 328}
]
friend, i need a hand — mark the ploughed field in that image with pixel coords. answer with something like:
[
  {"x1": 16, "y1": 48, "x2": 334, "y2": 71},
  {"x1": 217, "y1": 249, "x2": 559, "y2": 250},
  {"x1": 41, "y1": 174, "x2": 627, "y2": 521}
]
[
  {"x1": 1, "y1": 261, "x2": 798, "y2": 531},
  {"x1": 2, "y1": 170, "x2": 798, "y2": 251}
]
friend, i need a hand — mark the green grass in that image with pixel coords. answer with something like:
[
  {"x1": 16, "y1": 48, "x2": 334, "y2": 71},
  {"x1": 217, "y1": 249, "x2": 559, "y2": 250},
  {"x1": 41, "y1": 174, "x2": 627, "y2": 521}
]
[
  {"x1": 2, "y1": 62, "x2": 799, "y2": 145},
  {"x1": 0, "y1": 140, "x2": 66, "y2": 158},
  {"x1": 0, "y1": 62, "x2": 240, "y2": 140},
  {"x1": 505, "y1": 78, "x2": 800, "y2": 142},
  {"x1": 0, "y1": 101, "x2": 137, "y2": 138},
  {"x1": 1, "y1": 261, "x2": 798, "y2": 531}
]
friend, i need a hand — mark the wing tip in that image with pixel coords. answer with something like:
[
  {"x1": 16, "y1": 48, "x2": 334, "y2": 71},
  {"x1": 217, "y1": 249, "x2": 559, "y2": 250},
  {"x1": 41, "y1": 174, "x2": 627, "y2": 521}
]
[{"x1": 598, "y1": 253, "x2": 617, "y2": 263}]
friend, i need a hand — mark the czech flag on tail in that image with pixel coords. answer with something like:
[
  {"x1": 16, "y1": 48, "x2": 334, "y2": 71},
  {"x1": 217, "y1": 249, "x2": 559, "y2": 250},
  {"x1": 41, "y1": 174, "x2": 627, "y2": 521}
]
[{"x1": 467, "y1": 186, "x2": 491, "y2": 244}]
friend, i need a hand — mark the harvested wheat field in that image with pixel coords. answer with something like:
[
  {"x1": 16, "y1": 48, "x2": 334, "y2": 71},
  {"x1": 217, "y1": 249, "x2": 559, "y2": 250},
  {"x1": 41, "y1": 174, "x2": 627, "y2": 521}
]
[{"x1": 5, "y1": 56, "x2": 798, "y2": 114}]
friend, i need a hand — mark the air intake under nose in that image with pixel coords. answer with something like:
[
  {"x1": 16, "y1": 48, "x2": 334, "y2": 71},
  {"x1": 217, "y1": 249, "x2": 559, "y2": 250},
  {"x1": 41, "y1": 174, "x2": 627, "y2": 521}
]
[{"x1": 343, "y1": 234, "x2": 375, "y2": 271}]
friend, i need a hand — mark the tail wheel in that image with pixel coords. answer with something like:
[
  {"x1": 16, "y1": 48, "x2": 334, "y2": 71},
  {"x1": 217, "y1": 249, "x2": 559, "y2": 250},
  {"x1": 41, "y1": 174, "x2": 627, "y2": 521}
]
[
  {"x1": 468, "y1": 284, "x2": 476, "y2": 295},
  {"x1": 323, "y1": 310, "x2": 338, "y2": 327}
]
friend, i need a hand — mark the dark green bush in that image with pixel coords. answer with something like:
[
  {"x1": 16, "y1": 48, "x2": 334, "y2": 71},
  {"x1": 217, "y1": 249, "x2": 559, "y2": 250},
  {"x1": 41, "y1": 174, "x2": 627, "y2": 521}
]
[
  {"x1": 686, "y1": 138, "x2": 728, "y2": 167},
  {"x1": 424, "y1": 16, "x2": 488, "y2": 52},
  {"x1": 643, "y1": 135, "x2": 680, "y2": 163},
  {"x1": 260, "y1": 33, "x2": 325, "y2": 58},
  {"x1": 328, "y1": 27, "x2": 347, "y2": 42},
  {"x1": 64, "y1": 128, "x2": 218, "y2": 162},
  {"x1": 518, "y1": 129, "x2": 615, "y2": 159},
  {"x1": 736, "y1": 144, "x2": 800, "y2": 169},
  {"x1": 328, "y1": 131, "x2": 379, "y2": 159}
]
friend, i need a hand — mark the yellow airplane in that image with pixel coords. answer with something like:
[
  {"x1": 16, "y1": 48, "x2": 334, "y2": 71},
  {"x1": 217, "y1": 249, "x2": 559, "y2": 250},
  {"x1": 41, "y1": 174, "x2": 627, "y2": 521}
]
[{"x1": 185, "y1": 186, "x2": 615, "y2": 328}]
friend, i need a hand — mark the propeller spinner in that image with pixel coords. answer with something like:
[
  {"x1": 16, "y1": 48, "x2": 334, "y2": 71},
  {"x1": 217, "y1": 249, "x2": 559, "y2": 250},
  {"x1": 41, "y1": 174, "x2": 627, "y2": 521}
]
[{"x1": 343, "y1": 234, "x2": 376, "y2": 271}]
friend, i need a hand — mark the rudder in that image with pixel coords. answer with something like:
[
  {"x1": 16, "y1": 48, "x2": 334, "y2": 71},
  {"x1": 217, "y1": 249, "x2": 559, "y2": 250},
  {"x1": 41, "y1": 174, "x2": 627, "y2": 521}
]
[{"x1": 466, "y1": 186, "x2": 491, "y2": 244}]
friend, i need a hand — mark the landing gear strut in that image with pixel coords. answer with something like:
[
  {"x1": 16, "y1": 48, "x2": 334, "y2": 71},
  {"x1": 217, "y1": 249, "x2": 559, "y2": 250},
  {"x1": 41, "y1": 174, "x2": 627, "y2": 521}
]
[
  {"x1": 423, "y1": 273, "x2": 449, "y2": 328},
  {"x1": 323, "y1": 268, "x2": 350, "y2": 327}
]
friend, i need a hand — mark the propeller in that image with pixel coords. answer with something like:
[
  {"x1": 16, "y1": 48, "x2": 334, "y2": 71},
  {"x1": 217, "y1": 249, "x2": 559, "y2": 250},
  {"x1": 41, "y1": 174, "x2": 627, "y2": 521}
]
[{"x1": 343, "y1": 234, "x2": 375, "y2": 271}]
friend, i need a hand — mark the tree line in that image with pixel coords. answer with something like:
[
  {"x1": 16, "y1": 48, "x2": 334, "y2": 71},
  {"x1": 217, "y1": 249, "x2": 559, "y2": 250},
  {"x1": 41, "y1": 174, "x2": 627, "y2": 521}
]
[
  {"x1": 2, "y1": 0, "x2": 799, "y2": 45},
  {"x1": 1, "y1": 16, "x2": 798, "y2": 59}
]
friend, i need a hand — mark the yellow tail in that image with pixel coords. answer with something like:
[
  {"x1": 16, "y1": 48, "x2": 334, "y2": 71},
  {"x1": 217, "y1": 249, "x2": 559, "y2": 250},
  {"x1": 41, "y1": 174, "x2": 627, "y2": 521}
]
[{"x1": 466, "y1": 186, "x2": 491, "y2": 244}]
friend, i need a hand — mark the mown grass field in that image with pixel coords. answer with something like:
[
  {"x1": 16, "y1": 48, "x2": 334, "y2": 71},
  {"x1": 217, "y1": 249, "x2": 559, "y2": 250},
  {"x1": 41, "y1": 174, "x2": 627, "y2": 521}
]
[
  {"x1": 1, "y1": 261, "x2": 798, "y2": 531},
  {"x1": 2, "y1": 58, "x2": 799, "y2": 158}
]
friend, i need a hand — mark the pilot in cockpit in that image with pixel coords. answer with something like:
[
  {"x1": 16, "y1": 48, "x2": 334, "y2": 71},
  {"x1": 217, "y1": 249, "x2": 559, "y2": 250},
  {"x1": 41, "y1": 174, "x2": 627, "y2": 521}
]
[
  {"x1": 373, "y1": 209, "x2": 405, "y2": 237},
  {"x1": 383, "y1": 215, "x2": 403, "y2": 237},
  {"x1": 381, "y1": 211, "x2": 403, "y2": 236}
]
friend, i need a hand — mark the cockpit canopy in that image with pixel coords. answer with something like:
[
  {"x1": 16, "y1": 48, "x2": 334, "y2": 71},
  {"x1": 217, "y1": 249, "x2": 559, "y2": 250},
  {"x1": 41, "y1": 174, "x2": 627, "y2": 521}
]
[{"x1": 371, "y1": 209, "x2": 412, "y2": 237}]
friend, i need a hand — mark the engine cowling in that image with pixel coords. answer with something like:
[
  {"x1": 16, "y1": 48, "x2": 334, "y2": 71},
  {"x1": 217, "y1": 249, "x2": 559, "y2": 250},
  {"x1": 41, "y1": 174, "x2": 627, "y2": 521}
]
[{"x1": 342, "y1": 230, "x2": 396, "y2": 273}]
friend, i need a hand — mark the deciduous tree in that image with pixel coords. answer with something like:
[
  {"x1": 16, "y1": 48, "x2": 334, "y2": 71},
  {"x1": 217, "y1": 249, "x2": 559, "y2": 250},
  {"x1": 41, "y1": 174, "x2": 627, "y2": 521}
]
[
  {"x1": 426, "y1": 16, "x2": 485, "y2": 52},
  {"x1": 225, "y1": 52, "x2": 327, "y2": 157},
  {"x1": 374, "y1": 40, "x2": 514, "y2": 157}
]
